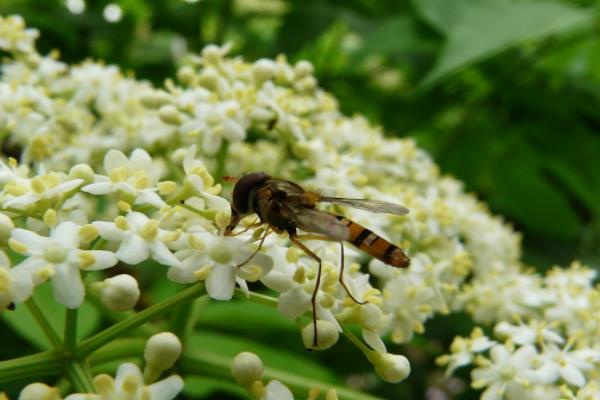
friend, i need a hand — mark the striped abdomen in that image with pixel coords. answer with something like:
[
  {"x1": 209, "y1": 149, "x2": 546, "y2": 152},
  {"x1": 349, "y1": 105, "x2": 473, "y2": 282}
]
[{"x1": 335, "y1": 215, "x2": 410, "y2": 268}]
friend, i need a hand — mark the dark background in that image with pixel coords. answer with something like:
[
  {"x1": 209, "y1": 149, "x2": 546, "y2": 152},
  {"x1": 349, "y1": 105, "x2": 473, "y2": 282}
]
[{"x1": 1, "y1": 0, "x2": 599, "y2": 398}]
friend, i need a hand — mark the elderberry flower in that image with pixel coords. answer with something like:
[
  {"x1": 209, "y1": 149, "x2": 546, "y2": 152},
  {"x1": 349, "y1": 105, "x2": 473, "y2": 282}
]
[
  {"x1": 167, "y1": 231, "x2": 272, "y2": 300},
  {"x1": 82, "y1": 149, "x2": 165, "y2": 208},
  {"x1": 93, "y1": 212, "x2": 181, "y2": 267},
  {"x1": 63, "y1": 363, "x2": 183, "y2": 400},
  {"x1": 10, "y1": 222, "x2": 118, "y2": 308},
  {"x1": 470, "y1": 343, "x2": 537, "y2": 400}
]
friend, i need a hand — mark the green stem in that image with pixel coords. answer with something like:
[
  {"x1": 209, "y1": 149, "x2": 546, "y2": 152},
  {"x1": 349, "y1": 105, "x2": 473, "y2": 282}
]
[
  {"x1": 75, "y1": 283, "x2": 206, "y2": 358},
  {"x1": 170, "y1": 296, "x2": 209, "y2": 348},
  {"x1": 64, "y1": 308, "x2": 78, "y2": 350},
  {"x1": 215, "y1": 140, "x2": 229, "y2": 180},
  {"x1": 26, "y1": 298, "x2": 63, "y2": 350},
  {"x1": 65, "y1": 360, "x2": 95, "y2": 392},
  {"x1": 0, "y1": 352, "x2": 62, "y2": 384}
]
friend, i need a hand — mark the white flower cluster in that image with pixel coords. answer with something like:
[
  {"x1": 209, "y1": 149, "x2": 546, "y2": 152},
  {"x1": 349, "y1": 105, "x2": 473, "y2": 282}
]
[
  {"x1": 18, "y1": 333, "x2": 183, "y2": 400},
  {"x1": 1, "y1": 14, "x2": 599, "y2": 399}
]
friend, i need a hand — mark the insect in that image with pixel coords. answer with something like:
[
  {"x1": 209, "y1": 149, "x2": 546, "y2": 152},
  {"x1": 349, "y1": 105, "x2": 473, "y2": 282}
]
[{"x1": 223, "y1": 172, "x2": 410, "y2": 347}]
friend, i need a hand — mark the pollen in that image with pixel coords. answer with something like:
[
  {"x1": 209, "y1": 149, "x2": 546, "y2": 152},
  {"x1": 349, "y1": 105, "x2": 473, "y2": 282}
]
[
  {"x1": 79, "y1": 251, "x2": 96, "y2": 269},
  {"x1": 8, "y1": 238, "x2": 28, "y2": 254},
  {"x1": 193, "y1": 265, "x2": 212, "y2": 280},
  {"x1": 79, "y1": 224, "x2": 99, "y2": 243},
  {"x1": 139, "y1": 220, "x2": 159, "y2": 240},
  {"x1": 115, "y1": 216, "x2": 129, "y2": 230}
]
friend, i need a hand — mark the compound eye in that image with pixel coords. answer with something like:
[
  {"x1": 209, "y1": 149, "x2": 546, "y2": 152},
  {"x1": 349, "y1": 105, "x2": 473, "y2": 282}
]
[{"x1": 232, "y1": 172, "x2": 269, "y2": 214}]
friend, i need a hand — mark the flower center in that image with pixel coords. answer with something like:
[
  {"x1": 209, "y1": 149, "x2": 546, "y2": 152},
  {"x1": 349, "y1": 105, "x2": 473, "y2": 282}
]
[
  {"x1": 209, "y1": 243, "x2": 232, "y2": 264},
  {"x1": 500, "y1": 365, "x2": 515, "y2": 380},
  {"x1": 44, "y1": 242, "x2": 68, "y2": 263}
]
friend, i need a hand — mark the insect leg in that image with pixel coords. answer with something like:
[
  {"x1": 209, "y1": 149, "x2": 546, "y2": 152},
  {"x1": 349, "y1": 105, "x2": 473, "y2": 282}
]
[
  {"x1": 289, "y1": 235, "x2": 322, "y2": 348},
  {"x1": 230, "y1": 220, "x2": 263, "y2": 236},
  {"x1": 235, "y1": 226, "x2": 271, "y2": 268},
  {"x1": 338, "y1": 242, "x2": 367, "y2": 305},
  {"x1": 295, "y1": 234, "x2": 338, "y2": 242}
]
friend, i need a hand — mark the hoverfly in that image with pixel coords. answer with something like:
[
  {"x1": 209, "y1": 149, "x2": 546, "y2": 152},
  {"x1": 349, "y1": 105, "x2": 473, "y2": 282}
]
[{"x1": 223, "y1": 172, "x2": 410, "y2": 346}]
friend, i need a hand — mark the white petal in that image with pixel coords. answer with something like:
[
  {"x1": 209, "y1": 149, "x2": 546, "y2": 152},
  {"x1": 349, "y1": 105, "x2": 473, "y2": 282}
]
[
  {"x1": 183, "y1": 145, "x2": 197, "y2": 173},
  {"x1": 222, "y1": 119, "x2": 246, "y2": 141},
  {"x1": 148, "y1": 375, "x2": 184, "y2": 400},
  {"x1": 93, "y1": 221, "x2": 127, "y2": 241},
  {"x1": 104, "y1": 149, "x2": 128, "y2": 173},
  {"x1": 116, "y1": 235, "x2": 149, "y2": 265},
  {"x1": 114, "y1": 362, "x2": 143, "y2": 391},
  {"x1": 81, "y1": 182, "x2": 115, "y2": 195},
  {"x1": 52, "y1": 263, "x2": 84, "y2": 309},
  {"x1": 481, "y1": 382, "x2": 506, "y2": 400},
  {"x1": 129, "y1": 149, "x2": 152, "y2": 171},
  {"x1": 261, "y1": 270, "x2": 294, "y2": 293},
  {"x1": 203, "y1": 132, "x2": 221, "y2": 155},
  {"x1": 203, "y1": 193, "x2": 230, "y2": 212},
  {"x1": 150, "y1": 241, "x2": 181, "y2": 267},
  {"x1": 136, "y1": 191, "x2": 165, "y2": 208},
  {"x1": 9, "y1": 270, "x2": 34, "y2": 303},
  {"x1": 277, "y1": 286, "x2": 311, "y2": 319},
  {"x1": 85, "y1": 250, "x2": 119, "y2": 271},
  {"x1": 363, "y1": 329, "x2": 387, "y2": 354},
  {"x1": 53, "y1": 221, "x2": 79, "y2": 248},
  {"x1": 263, "y1": 380, "x2": 294, "y2": 400},
  {"x1": 126, "y1": 211, "x2": 149, "y2": 227},
  {"x1": 11, "y1": 228, "x2": 48, "y2": 253},
  {"x1": 206, "y1": 264, "x2": 236, "y2": 300},
  {"x1": 167, "y1": 265, "x2": 197, "y2": 283},
  {"x1": 45, "y1": 179, "x2": 83, "y2": 197},
  {"x1": 13, "y1": 256, "x2": 48, "y2": 285},
  {"x1": 560, "y1": 364, "x2": 586, "y2": 387}
]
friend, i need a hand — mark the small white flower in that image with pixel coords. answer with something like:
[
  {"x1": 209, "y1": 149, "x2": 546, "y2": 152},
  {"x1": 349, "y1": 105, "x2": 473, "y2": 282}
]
[
  {"x1": 19, "y1": 382, "x2": 62, "y2": 400},
  {"x1": 64, "y1": 363, "x2": 183, "y2": 400},
  {"x1": 10, "y1": 222, "x2": 118, "y2": 308},
  {"x1": 82, "y1": 149, "x2": 165, "y2": 208},
  {"x1": 167, "y1": 231, "x2": 272, "y2": 300},
  {"x1": 181, "y1": 145, "x2": 229, "y2": 212},
  {"x1": 367, "y1": 351, "x2": 411, "y2": 383},
  {"x1": 0, "y1": 250, "x2": 34, "y2": 311},
  {"x1": 471, "y1": 344, "x2": 537, "y2": 400},
  {"x1": 93, "y1": 212, "x2": 181, "y2": 267}
]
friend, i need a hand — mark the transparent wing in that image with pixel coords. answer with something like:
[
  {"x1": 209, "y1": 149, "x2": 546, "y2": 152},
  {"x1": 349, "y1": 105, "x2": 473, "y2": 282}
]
[
  {"x1": 319, "y1": 196, "x2": 409, "y2": 215},
  {"x1": 266, "y1": 179, "x2": 305, "y2": 195},
  {"x1": 285, "y1": 205, "x2": 349, "y2": 241}
]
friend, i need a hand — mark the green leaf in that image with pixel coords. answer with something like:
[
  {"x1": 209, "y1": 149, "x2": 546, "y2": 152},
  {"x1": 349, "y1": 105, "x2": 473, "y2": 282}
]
[
  {"x1": 414, "y1": 0, "x2": 594, "y2": 87},
  {"x1": 2, "y1": 283, "x2": 100, "y2": 350},
  {"x1": 492, "y1": 159, "x2": 581, "y2": 239},
  {"x1": 184, "y1": 376, "x2": 246, "y2": 398},
  {"x1": 196, "y1": 298, "x2": 296, "y2": 335},
  {"x1": 187, "y1": 330, "x2": 339, "y2": 384}
]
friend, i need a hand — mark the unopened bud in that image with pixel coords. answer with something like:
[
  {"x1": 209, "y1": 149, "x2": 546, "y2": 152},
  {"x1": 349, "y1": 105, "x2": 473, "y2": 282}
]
[
  {"x1": 253, "y1": 59, "x2": 277, "y2": 82},
  {"x1": 100, "y1": 274, "x2": 140, "y2": 312},
  {"x1": 231, "y1": 351, "x2": 264, "y2": 386},
  {"x1": 294, "y1": 60, "x2": 314, "y2": 78},
  {"x1": 140, "y1": 90, "x2": 172, "y2": 108},
  {"x1": 19, "y1": 383, "x2": 62, "y2": 400},
  {"x1": 302, "y1": 320, "x2": 339, "y2": 350},
  {"x1": 367, "y1": 351, "x2": 411, "y2": 383},
  {"x1": 69, "y1": 164, "x2": 95, "y2": 183},
  {"x1": 158, "y1": 105, "x2": 183, "y2": 125},
  {"x1": 144, "y1": 332, "x2": 182, "y2": 371}
]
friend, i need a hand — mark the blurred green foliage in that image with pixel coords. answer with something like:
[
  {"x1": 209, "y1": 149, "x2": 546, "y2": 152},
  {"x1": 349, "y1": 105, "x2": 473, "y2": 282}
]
[{"x1": 1, "y1": 0, "x2": 599, "y2": 399}]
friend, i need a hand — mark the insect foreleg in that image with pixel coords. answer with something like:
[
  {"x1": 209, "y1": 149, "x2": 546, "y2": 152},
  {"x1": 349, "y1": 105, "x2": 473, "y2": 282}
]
[
  {"x1": 338, "y1": 242, "x2": 367, "y2": 305},
  {"x1": 289, "y1": 235, "x2": 322, "y2": 348},
  {"x1": 235, "y1": 226, "x2": 271, "y2": 268}
]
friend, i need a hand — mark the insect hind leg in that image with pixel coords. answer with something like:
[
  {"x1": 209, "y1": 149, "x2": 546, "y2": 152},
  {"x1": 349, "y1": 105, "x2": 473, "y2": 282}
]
[
  {"x1": 339, "y1": 242, "x2": 367, "y2": 305},
  {"x1": 289, "y1": 235, "x2": 322, "y2": 348}
]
